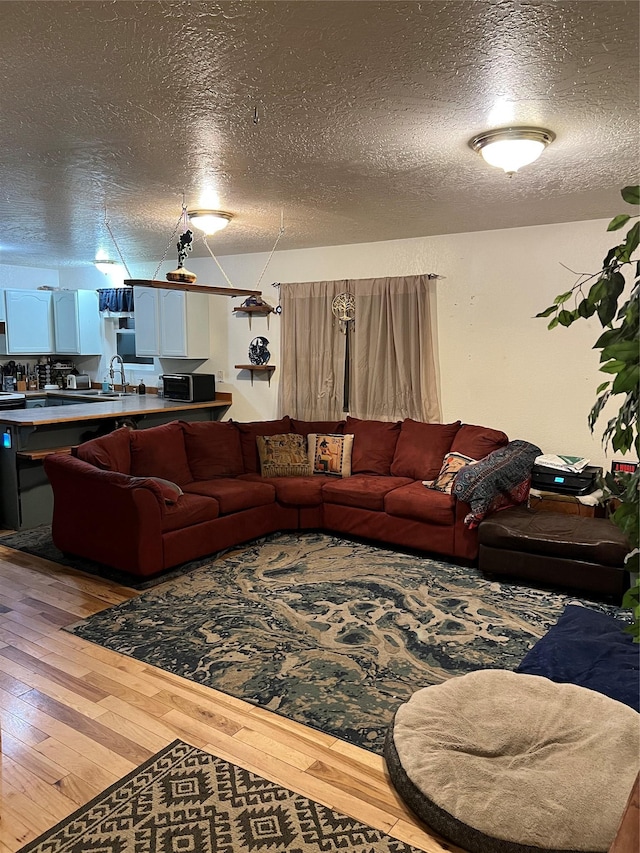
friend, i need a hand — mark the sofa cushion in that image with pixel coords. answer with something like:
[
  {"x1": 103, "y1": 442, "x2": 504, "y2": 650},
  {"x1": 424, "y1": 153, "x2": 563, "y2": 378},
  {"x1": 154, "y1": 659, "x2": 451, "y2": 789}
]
[
  {"x1": 161, "y1": 492, "x2": 220, "y2": 533},
  {"x1": 291, "y1": 419, "x2": 345, "y2": 437},
  {"x1": 75, "y1": 426, "x2": 132, "y2": 474},
  {"x1": 239, "y1": 472, "x2": 332, "y2": 507},
  {"x1": 385, "y1": 481, "x2": 456, "y2": 526},
  {"x1": 450, "y1": 423, "x2": 509, "y2": 460},
  {"x1": 428, "y1": 452, "x2": 477, "y2": 494},
  {"x1": 182, "y1": 421, "x2": 244, "y2": 479},
  {"x1": 235, "y1": 417, "x2": 292, "y2": 474},
  {"x1": 129, "y1": 422, "x2": 193, "y2": 486},
  {"x1": 130, "y1": 476, "x2": 183, "y2": 504},
  {"x1": 322, "y1": 475, "x2": 412, "y2": 512},
  {"x1": 390, "y1": 419, "x2": 462, "y2": 480},
  {"x1": 183, "y1": 478, "x2": 276, "y2": 515},
  {"x1": 345, "y1": 417, "x2": 401, "y2": 475},
  {"x1": 257, "y1": 433, "x2": 311, "y2": 477},
  {"x1": 308, "y1": 433, "x2": 354, "y2": 477}
]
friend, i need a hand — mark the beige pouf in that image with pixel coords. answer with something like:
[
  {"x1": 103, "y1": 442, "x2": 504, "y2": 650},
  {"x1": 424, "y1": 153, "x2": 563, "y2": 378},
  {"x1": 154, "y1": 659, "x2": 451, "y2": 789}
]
[{"x1": 384, "y1": 670, "x2": 640, "y2": 853}]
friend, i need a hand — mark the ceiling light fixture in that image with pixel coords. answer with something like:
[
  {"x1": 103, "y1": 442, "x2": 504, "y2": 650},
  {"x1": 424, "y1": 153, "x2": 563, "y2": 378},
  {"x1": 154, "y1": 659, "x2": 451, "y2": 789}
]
[
  {"x1": 469, "y1": 127, "x2": 555, "y2": 176},
  {"x1": 93, "y1": 259, "x2": 119, "y2": 275},
  {"x1": 187, "y1": 209, "x2": 233, "y2": 235}
]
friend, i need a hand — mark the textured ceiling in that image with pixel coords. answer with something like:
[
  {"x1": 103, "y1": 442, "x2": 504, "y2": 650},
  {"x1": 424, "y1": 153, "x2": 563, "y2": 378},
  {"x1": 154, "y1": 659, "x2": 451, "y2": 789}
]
[{"x1": 0, "y1": 1, "x2": 638, "y2": 270}]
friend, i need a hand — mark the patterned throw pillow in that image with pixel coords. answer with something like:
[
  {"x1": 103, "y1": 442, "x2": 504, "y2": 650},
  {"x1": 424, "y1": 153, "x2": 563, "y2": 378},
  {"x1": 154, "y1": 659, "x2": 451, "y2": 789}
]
[
  {"x1": 426, "y1": 452, "x2": 477, "y2": 494},
  {"x1": 308, "y1": 433, "x2": 354, "y2": 477},
  {"x1": 256, "y1": 433, "x2": 312, "y2": 477}
]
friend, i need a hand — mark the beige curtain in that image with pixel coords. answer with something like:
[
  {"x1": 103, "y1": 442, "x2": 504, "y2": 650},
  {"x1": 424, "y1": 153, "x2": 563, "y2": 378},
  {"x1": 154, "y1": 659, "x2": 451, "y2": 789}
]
[
  {"x1": 278, "y1": 279, "x2": 348, "y2": 420},
  {"x1": 278, "y1": 274, "x2": 440, "y2": 423},
  {"x1": 350, "y1": 275, "x2": 440, "y2": 422}
]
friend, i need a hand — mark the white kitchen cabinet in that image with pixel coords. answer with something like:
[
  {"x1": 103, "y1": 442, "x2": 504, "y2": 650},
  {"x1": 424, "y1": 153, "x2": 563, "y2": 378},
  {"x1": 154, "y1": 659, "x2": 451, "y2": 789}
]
[
  {"x1": 1, "y1": 289, "x2": 54, "y2": 354},
  {"x1": 53, "y1": 290, "x2": 102, "y2": 355},
  {"x1": 133, "y1": 286, "x2": 210, "y2": 358}
]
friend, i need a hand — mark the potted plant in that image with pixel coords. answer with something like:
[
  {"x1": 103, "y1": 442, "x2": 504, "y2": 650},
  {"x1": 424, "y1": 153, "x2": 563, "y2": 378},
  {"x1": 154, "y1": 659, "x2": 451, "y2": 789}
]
[{"x1": 536, "y1": 185, "x2": 639, "y2": 639}]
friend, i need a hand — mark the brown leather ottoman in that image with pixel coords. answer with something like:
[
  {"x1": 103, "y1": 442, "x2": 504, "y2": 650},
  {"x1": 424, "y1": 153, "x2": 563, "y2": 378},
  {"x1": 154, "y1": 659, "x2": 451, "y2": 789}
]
[{"x1": 478, "y1": 506, "x2": 630, "y2": 599}]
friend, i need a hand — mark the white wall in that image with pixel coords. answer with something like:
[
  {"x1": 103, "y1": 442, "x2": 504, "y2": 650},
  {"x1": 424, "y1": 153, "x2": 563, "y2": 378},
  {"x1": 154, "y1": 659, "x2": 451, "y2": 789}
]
[{"x1": 186, "y1": 217, "x2": 632, "y2": 470}]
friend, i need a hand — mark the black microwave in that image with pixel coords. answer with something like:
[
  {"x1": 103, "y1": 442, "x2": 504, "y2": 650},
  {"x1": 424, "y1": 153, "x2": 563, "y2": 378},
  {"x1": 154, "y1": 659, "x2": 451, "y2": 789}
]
[{"x1": 162, "y1": 373, "x2": 216, "y2": 402}]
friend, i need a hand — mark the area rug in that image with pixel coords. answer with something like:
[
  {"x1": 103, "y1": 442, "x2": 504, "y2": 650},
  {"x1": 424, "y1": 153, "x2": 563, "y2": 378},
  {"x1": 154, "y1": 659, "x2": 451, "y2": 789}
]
[
  {"x1": 0, "y1": 524, "x2": 240, "y2": 590},
  {"x1": 65, "y1": 532, "x2": 624, "y2": 753},
  {"x1": 18, "y1": 739, "x2": 420, "y2": 853}
]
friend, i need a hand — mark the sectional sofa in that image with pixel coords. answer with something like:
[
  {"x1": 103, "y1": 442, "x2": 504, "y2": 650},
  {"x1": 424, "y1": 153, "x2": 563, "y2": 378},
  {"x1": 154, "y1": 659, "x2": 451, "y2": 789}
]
[{"x1": 43, "y1": 415, "x2": 510, "y2": 579}]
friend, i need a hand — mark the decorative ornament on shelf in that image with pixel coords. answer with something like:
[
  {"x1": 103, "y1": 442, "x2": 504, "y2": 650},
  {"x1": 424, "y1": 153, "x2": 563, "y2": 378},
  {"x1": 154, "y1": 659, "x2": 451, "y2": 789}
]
[
  {"x1": 248, "y1": 336, "x2": 271, "y2": 365},
  {"x1": 166, "y1": 225, "x2": 197, "y2": 284}
]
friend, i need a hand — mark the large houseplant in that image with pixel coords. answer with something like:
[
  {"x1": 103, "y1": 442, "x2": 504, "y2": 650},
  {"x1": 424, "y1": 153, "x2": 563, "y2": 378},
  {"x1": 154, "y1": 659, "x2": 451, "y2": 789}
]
[{"x1": 536, "y1": 185, "x2": 639, "y2": 639}]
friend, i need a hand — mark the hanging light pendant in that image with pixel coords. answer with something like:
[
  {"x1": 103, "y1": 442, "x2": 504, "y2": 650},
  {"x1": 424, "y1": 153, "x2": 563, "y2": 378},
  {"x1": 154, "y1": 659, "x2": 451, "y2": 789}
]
[{"x1": 469, "y1": 127, "x2": 555, "y2": 176}]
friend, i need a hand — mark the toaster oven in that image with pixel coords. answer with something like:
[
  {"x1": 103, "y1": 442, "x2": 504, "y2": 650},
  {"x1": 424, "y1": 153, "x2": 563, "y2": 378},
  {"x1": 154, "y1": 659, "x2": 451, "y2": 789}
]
[{"x1": 162, "y1": 373, "x2": 216, "y2": 402}]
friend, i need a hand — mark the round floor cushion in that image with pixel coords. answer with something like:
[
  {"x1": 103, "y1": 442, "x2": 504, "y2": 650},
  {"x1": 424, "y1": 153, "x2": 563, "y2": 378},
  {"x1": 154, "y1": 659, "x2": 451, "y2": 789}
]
[{"x1": 384, "y1": 669, "x2": 640, "y2": 853}]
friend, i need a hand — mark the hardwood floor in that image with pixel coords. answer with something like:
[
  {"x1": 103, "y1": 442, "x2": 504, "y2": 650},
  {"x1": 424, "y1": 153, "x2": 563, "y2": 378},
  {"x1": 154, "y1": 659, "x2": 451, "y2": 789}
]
[{"x1": 0, "y1": 543, "x2": 461, "y2": 853}]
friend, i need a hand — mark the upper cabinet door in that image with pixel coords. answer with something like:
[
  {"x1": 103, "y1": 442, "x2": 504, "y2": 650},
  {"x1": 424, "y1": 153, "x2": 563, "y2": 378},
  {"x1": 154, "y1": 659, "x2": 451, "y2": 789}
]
[
  {"x1": 133, "y1": 287, "x2": 161, "y2": 356},
  {"x1": 53, "y1": 290, "x2": 102, "y2": 355},
  {"x1": 159, "y1": 290, "x2": 189, "y2": 357},
  {"x1": 4, "y1": 289, "x2": 54, "y2": 354}
]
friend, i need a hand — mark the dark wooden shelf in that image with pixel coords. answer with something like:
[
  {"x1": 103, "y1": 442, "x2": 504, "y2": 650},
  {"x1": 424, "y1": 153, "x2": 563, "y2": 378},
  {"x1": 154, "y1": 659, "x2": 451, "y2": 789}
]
[
  {"x1": 125, "y1": 279, "x2": 261, "y2": 297},
  {"x1": 234, "y1": 364, "x2": 276, "y2": 386},
  {"x1": 232, "y1": 304, "x2": 274, "y2": 329}
]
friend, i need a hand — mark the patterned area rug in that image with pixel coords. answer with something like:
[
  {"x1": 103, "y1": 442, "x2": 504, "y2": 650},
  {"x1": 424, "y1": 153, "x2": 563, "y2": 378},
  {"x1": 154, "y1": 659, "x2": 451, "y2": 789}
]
[
  {"x1": 66, "y1": 532, "x2": 623, "y2": 753},
  {"x1": 18, "y1": 739, "x2": 420, "y2": 853}
]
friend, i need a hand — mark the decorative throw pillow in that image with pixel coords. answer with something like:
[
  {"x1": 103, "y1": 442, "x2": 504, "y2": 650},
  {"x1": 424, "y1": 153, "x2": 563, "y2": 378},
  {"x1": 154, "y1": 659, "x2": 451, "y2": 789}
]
[
  {"x1": 427, "y1": 452, "x2": 477, "y2": 494},
  {"x1": 308, "y1": 433, "x2": 354, "y2": 477},
  {"x1": 256, "y1": 433, "x2": 311, "y2": 477}
]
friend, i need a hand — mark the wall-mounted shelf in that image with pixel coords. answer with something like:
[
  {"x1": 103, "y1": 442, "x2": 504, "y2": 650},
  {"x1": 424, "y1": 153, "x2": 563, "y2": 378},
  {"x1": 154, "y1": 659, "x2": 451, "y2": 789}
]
[
  {"x1": 125, "y1": 279, "x2": 261, "y2": 297},
  {"x1": 234, "y1": 364, "x2": 276, "y2": 386},
  {"x1": 232, "y1": 304, "x2": 274, "y2": 329}
]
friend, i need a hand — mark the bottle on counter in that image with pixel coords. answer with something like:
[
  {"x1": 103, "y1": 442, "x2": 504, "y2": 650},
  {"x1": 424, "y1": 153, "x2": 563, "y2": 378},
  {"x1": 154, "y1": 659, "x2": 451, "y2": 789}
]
[
  {"x1": 156, "y1": 375, "x2": 164, "y2": 397},
  {"x1": 138, "y1": 380, "x2": 146, "y2": 395}
]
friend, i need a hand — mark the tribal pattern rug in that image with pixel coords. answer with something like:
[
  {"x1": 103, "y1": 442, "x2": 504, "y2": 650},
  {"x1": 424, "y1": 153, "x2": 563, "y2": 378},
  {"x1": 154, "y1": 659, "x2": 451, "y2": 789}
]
[
  {"x1": 65, "y1": 532, "x2": 623, "y2": 753},
  {"x1": 18, "y1": 739, "x2": 420, "y2": 853}
]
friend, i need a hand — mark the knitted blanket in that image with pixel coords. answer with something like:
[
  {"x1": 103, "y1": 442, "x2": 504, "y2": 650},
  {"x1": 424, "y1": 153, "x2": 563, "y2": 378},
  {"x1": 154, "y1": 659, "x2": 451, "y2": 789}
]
[{"x1": 452, "y1": 439, "x2": 542, "y2": 527}]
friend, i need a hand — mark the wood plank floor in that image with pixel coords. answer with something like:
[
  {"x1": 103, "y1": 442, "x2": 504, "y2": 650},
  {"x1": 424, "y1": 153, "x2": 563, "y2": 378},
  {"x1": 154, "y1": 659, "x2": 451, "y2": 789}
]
[{"x1": 0, "y1": 542, "x2": 463, "y2": 853}]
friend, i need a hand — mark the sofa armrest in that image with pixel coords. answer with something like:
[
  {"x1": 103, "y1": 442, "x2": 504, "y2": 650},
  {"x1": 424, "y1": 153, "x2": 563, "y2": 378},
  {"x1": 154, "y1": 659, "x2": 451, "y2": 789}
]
[{"x1": 43, "y1": 453, "x2": 165, "y2": 576}]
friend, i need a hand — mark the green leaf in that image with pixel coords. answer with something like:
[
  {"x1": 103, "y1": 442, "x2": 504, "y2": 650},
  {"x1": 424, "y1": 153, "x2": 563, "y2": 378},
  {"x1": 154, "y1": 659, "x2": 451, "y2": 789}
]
[
  {"x1": 587, "y1": 277, "x2": 608, "y2": 305},
  {"x1": 577, "y1": 299, "x2": 595, "y2": 318},
  {"x1": 535, "y1": 305, "x2": 557, "y2": 318},
  {"x1": 597, "y1": 296, "x2": 617, "y2": 326},
  {"x1": 601, "y1": 341, "x2": 640, "y2": 361},
  {"x1": 621, "y1": 185, "x2": 640, "y2": 205},
  {"x1": 596, "y1": 381, "x2": 610, "y2": 394},
  {"x1": 612, "y1": 365, "x2": 640, "y2": 393},
  {"x1": 558, "y1": 309, "x2": 574, "y2": 327},
  {"x1": 599, "y1": 359, "x2": 627, "y2": 374},
  {"x1": 607, "y1": 214, "x2": 631, "y2": 231},
  {"x1": 553, "y1": 291, "x2": 574, "y2": 305},
  {"x1": 623, "y1": 221, "x2": 640, "y2": 258},
  {"x1": 548, "y1": 316, "x2": 559, "y2": 330}
]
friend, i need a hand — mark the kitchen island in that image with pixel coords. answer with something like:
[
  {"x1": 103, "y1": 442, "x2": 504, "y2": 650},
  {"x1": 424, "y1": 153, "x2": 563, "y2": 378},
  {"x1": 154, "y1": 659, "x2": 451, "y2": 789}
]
[{"x1": 0, "y1": 391, "x2": 232, "y2": 530}]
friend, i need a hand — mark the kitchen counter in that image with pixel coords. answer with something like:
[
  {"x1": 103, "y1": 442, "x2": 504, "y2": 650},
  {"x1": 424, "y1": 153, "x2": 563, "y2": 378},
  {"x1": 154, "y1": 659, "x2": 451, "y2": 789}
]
[
  {"x1": 0, "y1": 392, "x2": 232, "y2": 531},
  {"x1": 1, "y1": 391, "x2": 232, "y2": 426}
]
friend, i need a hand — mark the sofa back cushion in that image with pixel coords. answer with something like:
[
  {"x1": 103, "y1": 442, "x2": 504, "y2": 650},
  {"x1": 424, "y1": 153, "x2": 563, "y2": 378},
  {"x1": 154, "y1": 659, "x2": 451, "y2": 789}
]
[
  {"x1": 182, "y1": 420, "x2": 244, "y2": 479},
  {"x1": 75, "y1": 426, "x2": 132, "y2": 473},
  {"x1": 390, "y1": 419, "x2": 462, "y2": 480},
  {"x1": 450, "y1": 423, "x2": 509, "y2": 460},
  {"x1": 235, "y1": 416, "x2": 292, "y2": 474},
  {"x1": 129, "y1": 421, "x2": 193, "y2": 485},
  {"x1": 291, "y1": 418, "x2": 345, "y2": 437},
  {"x1": 344, "y1": 417, "x2": 401, "y2": 475}
]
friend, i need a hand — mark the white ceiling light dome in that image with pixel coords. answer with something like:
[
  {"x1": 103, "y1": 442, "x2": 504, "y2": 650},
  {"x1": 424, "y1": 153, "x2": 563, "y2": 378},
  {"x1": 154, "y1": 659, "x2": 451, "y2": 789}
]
[
  {"x1": 469, "y1": 127, "x2": 555, "y2": 176},
  {"x1": 187, "y1": 209, "x2": 233, "y2": 235}
]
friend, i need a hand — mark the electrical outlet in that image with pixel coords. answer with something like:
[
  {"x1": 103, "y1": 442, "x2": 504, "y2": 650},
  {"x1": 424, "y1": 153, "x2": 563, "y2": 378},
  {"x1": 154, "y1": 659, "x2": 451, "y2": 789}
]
[{"x1": 216, "y1": 370, "x2": 224, "y2": 383}]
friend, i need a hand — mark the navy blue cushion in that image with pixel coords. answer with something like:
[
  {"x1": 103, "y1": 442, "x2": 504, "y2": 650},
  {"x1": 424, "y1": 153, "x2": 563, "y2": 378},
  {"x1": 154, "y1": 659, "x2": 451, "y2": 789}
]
[{"x1": 516, "y1": 605, "x2": 639, "y2": 711}]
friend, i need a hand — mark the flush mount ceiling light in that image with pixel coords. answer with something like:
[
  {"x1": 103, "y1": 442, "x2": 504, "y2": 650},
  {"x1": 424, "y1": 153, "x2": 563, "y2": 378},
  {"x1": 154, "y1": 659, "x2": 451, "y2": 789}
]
[
  {"x1": 93, "y1": 259, "x2": 119, "y2": 275},
  {"x1": 469, "y1": 127, "x2": 555, "y2": 176},
  {"x1": 187, "y1": 209, "x2": 233, "y2": 235}
]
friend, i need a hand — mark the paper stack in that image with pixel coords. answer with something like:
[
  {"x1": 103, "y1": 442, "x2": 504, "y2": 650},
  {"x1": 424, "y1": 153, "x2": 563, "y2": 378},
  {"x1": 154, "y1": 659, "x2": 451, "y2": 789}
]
[{"x1": 534, "y1": 454, "x2": 590, "y2": 473}]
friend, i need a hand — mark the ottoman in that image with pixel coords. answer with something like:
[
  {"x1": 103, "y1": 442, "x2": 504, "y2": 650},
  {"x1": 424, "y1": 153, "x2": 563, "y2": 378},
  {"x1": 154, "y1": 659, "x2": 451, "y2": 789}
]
[{"x1": 478, "y1": 506, "x2": 629, "y2": 598}]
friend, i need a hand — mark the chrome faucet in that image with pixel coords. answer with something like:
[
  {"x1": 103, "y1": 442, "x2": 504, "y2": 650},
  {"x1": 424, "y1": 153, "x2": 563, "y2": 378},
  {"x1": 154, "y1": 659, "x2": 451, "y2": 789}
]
[{"x1": 109, "y1": 354, "x2": 127, "y2": 392}]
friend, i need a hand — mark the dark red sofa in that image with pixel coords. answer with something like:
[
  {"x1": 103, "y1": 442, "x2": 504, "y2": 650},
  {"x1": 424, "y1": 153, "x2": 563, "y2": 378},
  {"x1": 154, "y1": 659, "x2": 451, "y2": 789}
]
[{"x1": 43, "y1": 415, "x2": 510, "y2": 579}]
